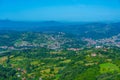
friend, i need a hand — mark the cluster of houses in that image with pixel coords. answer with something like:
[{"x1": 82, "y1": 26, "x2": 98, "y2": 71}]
[
  {"x1": 83, "y1": 33, "x2": 120, "y2": 48},
  {"x1": 0, "y1": 46, "x2": 15, "y2": 50}
]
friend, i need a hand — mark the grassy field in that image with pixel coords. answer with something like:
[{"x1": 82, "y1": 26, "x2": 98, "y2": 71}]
[{"x1": 100, "y1": 63, "x2": 119, "y2": 73}]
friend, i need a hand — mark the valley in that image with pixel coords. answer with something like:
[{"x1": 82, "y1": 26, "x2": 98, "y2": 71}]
[{"x1": 0, "y1": 21, "x2": 120, "y2": 80}]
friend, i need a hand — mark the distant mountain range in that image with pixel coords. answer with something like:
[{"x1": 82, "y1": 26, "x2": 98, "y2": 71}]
[
  {"x1": 0, "y1": 20, "x2": 65, "y2": 31},
  {"x1": 0, "y1": 20, "x2": 120, "y2": 39}
]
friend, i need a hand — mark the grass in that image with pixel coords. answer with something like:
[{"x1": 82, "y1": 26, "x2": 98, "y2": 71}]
[
  {"x1": 61, "y1": 59, "x2": 71, "y2": 63},
  {"x1": 100, "y1": 63, "x2": 119, "y2": 73},
  {"x1": 0, "y1": 56, "x2": 7, "y2": 64}
]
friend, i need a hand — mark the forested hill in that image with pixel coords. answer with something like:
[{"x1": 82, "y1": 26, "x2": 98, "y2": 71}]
[{"x1": 0, "y1": 20, "x2": 120, "y2": 39}]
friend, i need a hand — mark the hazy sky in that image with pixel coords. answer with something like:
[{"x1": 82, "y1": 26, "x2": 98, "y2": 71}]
[{"x1": 0, "y1": 0, "x2": 120, "y2": 21}]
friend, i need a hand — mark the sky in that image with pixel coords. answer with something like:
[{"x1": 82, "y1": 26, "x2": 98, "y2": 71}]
[{"x1": 0, "y1": 0, "x2": 120, "y2": 21}]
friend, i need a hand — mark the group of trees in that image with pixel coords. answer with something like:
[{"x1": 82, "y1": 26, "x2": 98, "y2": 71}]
[
  {"x1": 0, "y1": 47, "x2": 120, "y2": 80},
  {"x1": 0, "y1": 65, "x2": 16, "y2": 80}
]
